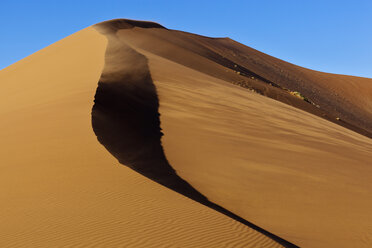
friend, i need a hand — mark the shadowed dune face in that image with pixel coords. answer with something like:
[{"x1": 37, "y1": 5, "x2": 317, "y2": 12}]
[{"x1": 92, "y1": 23, "x2": 208, "y2": 200}]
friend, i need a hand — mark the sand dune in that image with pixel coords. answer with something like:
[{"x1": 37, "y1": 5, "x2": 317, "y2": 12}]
[
  {"x1": 0, "y1": 25, "x2": 284, "y2": 247},
  {"x1": 1, "y1": 18, "x2": 372, "y2": 247}
]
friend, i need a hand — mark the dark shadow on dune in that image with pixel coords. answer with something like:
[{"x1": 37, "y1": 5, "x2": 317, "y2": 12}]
[{"x1": 92, "y1": 20, "x2": 299, "y2": 248}]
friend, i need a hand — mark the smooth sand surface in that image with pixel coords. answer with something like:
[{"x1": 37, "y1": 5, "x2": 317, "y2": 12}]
[
  {"x1": 0, "y1": 27, "x2": 283, "y2": 247},
  {"x1": 1, "y1": 18, "x2": 372, "y2": 248},
  {"x1": 112, "y1": 21, "x2": 372, "y2": 247},
  {"x1": 146, "y1": 53, "x2": 372, "y2": 247}
]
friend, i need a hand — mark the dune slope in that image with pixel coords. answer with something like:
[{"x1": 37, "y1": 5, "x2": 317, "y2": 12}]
[
  {"x1": 0, "y1": 26, "x2": 284, "y2": 247},
  {"x1": 92, "y1": 19, "x2": 372, "y2": 248}
]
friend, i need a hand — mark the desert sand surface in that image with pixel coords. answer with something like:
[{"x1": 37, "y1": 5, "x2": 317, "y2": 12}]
[
  {"x1": 0, "y1": 27, "x2": 282, "y2": 247},
  {"x1": 1, "y1": 18, "x2": 372, "y2": 247}
]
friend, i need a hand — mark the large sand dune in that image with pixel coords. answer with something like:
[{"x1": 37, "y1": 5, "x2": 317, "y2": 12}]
[{"x1": 1, "y1": 19, "x2": 372, "y2": 247}]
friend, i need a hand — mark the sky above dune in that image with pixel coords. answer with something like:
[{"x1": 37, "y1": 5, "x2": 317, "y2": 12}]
[{"x1": 0, "y1": 0, "x2": 371, "y2": 78}]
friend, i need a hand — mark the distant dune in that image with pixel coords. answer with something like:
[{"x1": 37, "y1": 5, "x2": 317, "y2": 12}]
[{"x1": 0, "y1": 19, "x2": 371, "y2": 247}]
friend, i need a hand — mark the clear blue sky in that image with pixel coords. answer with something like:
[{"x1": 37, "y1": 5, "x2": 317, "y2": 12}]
[{"x1": 1, "y1": 0, "x2": 371, "y2": 78}]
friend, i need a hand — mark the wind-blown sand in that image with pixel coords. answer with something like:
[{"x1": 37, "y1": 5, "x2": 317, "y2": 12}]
[{"x1": 1, "y1": 19, "x2": 372, "y2": 247}]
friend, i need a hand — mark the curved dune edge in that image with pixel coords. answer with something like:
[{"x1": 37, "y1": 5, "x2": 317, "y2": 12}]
[
  {"x1": 0, "y1": 27, "x2": 286, "y2": 248},
  {"x1": 92, "y1": 20, "x2": 298, "y2": 248}
]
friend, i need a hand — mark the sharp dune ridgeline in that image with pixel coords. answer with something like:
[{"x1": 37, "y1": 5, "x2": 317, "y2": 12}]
[{"x1": 0, "y1": 19, "x2": 371, "y2": 248}]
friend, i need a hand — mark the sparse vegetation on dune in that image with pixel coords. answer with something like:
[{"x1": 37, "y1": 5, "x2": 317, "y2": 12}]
[{"x1": 289, "y1": 91, "x2": 311, "y2": 104}]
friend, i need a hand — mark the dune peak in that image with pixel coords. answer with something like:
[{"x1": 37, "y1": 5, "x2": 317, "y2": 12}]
[{"x1": 94, "y1": 18, "x2": 166, "y2": 34}]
